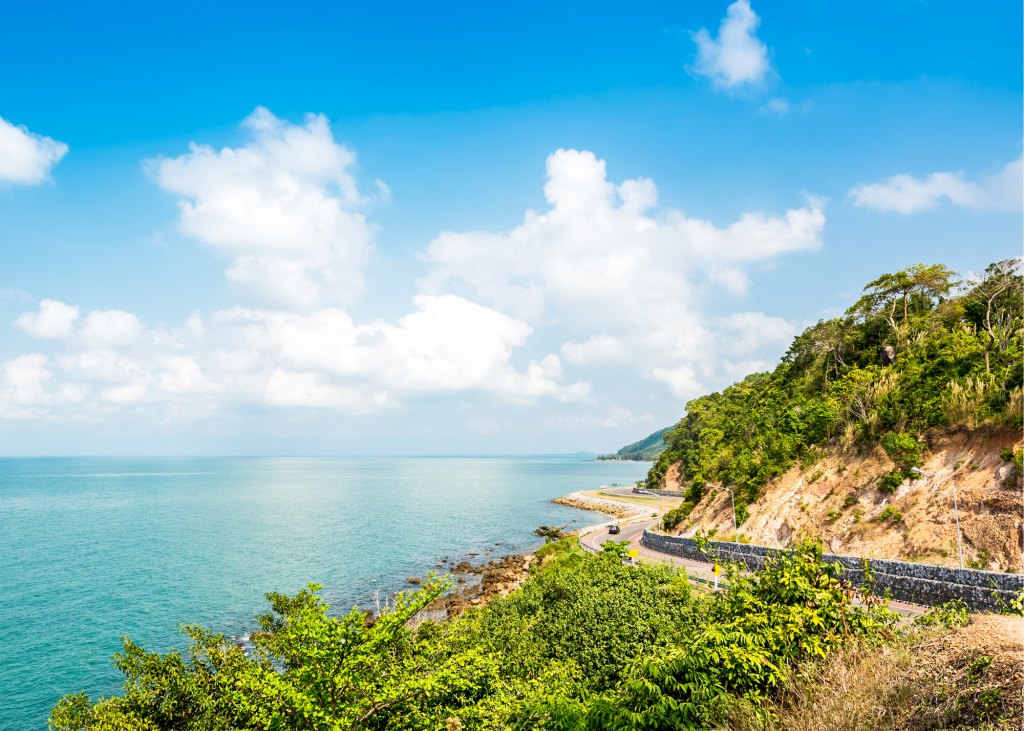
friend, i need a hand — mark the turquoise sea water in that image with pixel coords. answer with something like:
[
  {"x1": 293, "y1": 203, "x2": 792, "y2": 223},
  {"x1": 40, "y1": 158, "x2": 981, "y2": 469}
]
[{"x1": 0, "y1": 455, "x2": 650, "y2": 730}]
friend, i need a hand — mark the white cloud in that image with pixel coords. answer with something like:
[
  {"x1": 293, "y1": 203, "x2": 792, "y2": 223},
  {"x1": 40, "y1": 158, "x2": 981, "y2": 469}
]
[
  {"x1": 561, "y1": 334, "x2": 625, "y2": 365},
  {"x1": 150, "y1": 107, "x2": 377, "y2": 310},
  {"x1": 421, "y1": 148, "x2": 822, "y2": 399},
  {"x1": 3, "y1": 354, "x2": 52, "y2": 405},
  {"x1": 543, "y1": 405, "x2": 640, "y2": 430},
  {"x1": 0, "y1": 288, "x2": 32, "y2": 302},
  {"x1": 2, "y1": 294, "x2": 589, "y2": 419},
  {"x1": 652, "y1": 365, "x2": 703, "y2": 401},
  {"x1": 2, "y1": 140, "x2": 816, "y2": 428},
  {"x1": 0, "y1": 116, "x2": 68, "y2": 185},
  {"x1": 13, "y1": 299, "x2": 80, "y2": 339},
  {"x1": 690, "y1": 0, "x2": 773, "y2": 91},
  {"x1": 849, "y1": 156, "x2": 1023, "y2": 214},
  {"x1": 217, "y1": 294, "x2": 589, "y2": 405},
  {"x1": 77, "y1": 310, "x2": 143, "y2": 348},
  {"x1": 760, "y1": 97, "x2": 789, "y2": 114}
]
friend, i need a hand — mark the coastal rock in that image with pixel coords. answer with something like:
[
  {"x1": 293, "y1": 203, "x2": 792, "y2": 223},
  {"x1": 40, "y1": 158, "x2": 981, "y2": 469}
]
[
  {"x1": 416, "y1": 553, "x2": 534, "y2": 618},
  {"x1": 406, "y1": 577, "x2": 421, "y2": 585},
  {"x1": 553, "y1": 492, "x2": 650, "y2": 520},
  {"x1": 452, "y1": 561, "x2": 473, "y2": 573}
]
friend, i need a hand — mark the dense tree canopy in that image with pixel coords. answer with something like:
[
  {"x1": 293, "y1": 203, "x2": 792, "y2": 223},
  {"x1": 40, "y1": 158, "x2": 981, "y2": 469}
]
[{"x1": 647, "y1": 259, "x2": 1023, "y2": 527}]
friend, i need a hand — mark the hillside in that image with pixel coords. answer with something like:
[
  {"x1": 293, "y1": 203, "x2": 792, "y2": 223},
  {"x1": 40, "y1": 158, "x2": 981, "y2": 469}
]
[
  {"x1": 649, "y1": 259, "x2": 1024, "y2": 568},
  {"x1": 597, "y1": 426, "x2": 671, "y2": 461},
  {"x1": 670, "y1": 428, "x2": 1023, "y2": 570}
]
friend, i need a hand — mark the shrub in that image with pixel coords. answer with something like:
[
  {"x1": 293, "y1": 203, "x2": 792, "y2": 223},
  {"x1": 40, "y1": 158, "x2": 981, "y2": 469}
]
[
  {"x1": 843, "y1": 494, "x2": 857, "y2": 507},
  {"x1": 913, "y1": 598, "x2": 969, "y2": 628},
  {"x1": 876, "y1": 506, "x2": 902, "y2": 523},
  {"x1": 661, "y1": 503, "x2": 692, "y2": 531},
  {"x1": 877, "y1": 470, "x2": 906, "y2": 493},
  {"x1": 881, "y1": 431, "x2": 923, "y2": 469}
]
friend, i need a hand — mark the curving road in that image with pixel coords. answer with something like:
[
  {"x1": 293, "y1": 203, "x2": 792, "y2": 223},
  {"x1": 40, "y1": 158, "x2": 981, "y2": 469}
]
[{"x1": 579, "y1": 517, "x2": 927, "y2": 618}]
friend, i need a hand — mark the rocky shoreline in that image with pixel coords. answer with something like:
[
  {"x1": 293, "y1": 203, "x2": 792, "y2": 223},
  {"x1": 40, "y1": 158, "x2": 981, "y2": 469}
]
[
  {"x1": 403, "y1": 490, "x2": 650, "y2": 618},
  {"x1": 418, "y1": 553, "x2": 536, "y2": 616}
]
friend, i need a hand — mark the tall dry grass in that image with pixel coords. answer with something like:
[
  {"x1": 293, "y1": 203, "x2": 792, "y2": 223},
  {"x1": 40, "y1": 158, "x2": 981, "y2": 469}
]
[
  {"x1": 721, "y1": 626, "x2": 1023, "y2": 731},
  {"x1": 941, "y1": 377, "x2": 989, "y2": 428}
]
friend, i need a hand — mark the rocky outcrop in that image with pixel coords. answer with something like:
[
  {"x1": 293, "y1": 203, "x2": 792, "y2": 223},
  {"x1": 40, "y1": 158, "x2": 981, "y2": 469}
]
[
  {"x1": 660, "y1": 462, "x2": 684, "y2": 491},
  {"x1": 423, "y1": 554, "x2": 537, "y2": 616},
  {"x1": 668, "y1": 428, "x2": 1023, "y2": 571}
]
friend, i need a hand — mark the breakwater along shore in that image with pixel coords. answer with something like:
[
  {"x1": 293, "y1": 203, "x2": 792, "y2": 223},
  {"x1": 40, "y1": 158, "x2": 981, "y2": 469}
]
[{"x1": 552, "y1": 490, "x2": 652, "y2": 520}]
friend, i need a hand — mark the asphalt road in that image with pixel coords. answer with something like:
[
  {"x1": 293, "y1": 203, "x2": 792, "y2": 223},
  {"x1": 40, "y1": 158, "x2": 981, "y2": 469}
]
[{"x1": 580, "y1": 517, "x2": 927, "y2": 618}]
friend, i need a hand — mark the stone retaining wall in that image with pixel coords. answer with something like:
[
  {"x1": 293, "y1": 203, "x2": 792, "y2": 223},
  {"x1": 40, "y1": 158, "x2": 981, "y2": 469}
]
[{"x1": 641, "y1": 530, "x2": 1024, "y2": 612}]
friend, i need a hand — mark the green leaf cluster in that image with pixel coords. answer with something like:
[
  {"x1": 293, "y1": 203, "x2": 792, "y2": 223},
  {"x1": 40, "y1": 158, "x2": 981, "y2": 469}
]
[{"x1": 52, "y1": 541, "x2": 900, "y2": 731}]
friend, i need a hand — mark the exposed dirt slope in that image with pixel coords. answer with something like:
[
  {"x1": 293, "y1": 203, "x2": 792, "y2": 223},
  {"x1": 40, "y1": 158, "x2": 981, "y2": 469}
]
[{"x1": 670, "y1": 428, "x2": 1023, "y2": 571}]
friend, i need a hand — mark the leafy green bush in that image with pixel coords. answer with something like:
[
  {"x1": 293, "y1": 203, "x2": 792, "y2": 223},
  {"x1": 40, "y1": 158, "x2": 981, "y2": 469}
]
[
  {"x1": 539, "y1": 540, "x2": 898, "y2": 729},
  {"x1": 536, "y1": 534, "x2": 579, "y2": 561},
  {"x1": 52, "y1": 538, "x2": 908, "y2": 731},
  {"x1": 877, "y1": 506, "x2": 902, "y2": 523},
  {"x1": 913, "y1": 598, "x2": 969, "y2": 628},
  {"x1": 661, "y1": 503, "x2": 692, "y2": 531}
]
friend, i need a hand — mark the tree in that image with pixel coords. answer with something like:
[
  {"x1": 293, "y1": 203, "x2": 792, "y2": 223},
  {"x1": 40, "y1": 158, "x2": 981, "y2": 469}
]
[
  {"x1": 50, "y1": 578, "x2": 496, "y2": 731},
  {"x1": 534, "y1": 524, "x2": 568, "y2": 542},
  {"x1": 964, "y1": 258, "x2": 1024, "y2": 373},
  {"x1": 847, "y1": 263, "x2": 958, "y2": 338}
]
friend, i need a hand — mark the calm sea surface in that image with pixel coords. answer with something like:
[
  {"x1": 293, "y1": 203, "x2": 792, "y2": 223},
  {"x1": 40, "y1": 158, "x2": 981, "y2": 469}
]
[{"x1": 0, "y1": 455, "x2": 650, "y2": 730}]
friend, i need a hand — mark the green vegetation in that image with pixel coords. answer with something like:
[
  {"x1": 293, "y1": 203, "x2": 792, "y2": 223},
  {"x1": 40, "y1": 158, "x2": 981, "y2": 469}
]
[
  {"x1": 644, "y1": 259, "x2": 1023, "y2": 527},
  {"x1": 877, "y1": 506, "x2": 903, "y2": 523},
  {"x1": 53, "y1": 540, "x2": 904, "y2": 731},
  {"x1": 597, "y1": 426, "x2": 671, "y2": 461},
  {"x1": 533, "y1": 524, "x2": 568, "y2": 541}
]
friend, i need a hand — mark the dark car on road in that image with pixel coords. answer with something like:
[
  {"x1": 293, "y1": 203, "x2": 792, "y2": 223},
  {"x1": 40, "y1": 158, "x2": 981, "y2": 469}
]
[{"x1": 608, "y1": 525, "x2": 620, "y2": 535}]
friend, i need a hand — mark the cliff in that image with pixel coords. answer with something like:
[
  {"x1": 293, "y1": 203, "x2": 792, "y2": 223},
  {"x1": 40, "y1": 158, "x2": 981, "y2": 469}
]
[{"x1": 669, "y1": 427, "x2": 1022, "y2": 571}]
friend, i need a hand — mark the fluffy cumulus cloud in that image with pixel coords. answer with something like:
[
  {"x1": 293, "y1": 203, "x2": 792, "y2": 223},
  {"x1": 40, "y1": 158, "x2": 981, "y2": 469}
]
[
  {"x1": 13, "y1": 299, "x2": 80, "y2": 338},
  {"x1": 2, "y1": 118, "x2": 821, "y2": 431},
  {"x1": 422, "y1": 148, "x2": 820, "y2": 400},
  {"x1": 849, "y1": 156, "x2": 1023, "y2": 214},
  {"x1": 0, "y1": 116, "x2": 68, "y2": 184},
  {"x1": 690, "y1": 0, "x2": 773, "y2": 91},
  {"x1": 150, "y1": 107, "x2": 377, "y2": 309},
  {"x1": 2, "y1": 294, "x2": 588, "y2": 419}
]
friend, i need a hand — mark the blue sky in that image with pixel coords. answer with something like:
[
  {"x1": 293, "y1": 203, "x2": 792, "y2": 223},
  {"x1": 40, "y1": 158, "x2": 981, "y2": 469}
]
[{"x1": 0, "y1": 0, "x2": 1020, "y2": 455}]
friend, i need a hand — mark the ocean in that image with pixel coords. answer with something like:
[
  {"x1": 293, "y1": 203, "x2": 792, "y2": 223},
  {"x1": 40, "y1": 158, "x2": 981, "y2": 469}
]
[{"x1": 0, "y1": 455, "x2": 650, "y2": 730}]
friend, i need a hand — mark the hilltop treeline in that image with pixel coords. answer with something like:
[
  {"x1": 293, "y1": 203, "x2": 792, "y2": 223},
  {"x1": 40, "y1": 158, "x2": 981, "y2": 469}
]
[
  {"x1": 597, "y1": 426, "x2": 671, "y2": 461},
  {"x1": 647, "y1": 260, "x2": 1023, "y2": 527}
]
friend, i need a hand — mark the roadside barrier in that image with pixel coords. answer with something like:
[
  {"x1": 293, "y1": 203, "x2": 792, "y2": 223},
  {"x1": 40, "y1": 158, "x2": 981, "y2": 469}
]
[
  {"x1": 633, "y1": 487, "x2": 687, "y2": 497},
  {"x1": 641, "y1": 530, "x2": 1024, "y2": 612}
]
